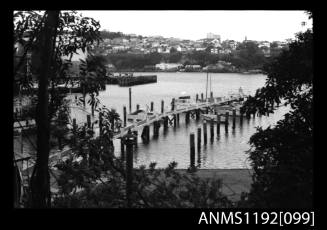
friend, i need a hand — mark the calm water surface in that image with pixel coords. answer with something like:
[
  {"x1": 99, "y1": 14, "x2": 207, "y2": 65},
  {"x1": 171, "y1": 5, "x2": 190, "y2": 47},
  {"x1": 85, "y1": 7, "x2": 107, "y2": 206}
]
[{"x1": 15, "y1": 72, "x2": 289, "y2": 169}]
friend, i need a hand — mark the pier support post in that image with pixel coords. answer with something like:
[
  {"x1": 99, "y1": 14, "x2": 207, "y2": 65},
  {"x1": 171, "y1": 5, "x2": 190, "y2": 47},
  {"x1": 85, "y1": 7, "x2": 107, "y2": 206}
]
[
  {"x1": 196, "y1": 94, "x2": 199, "y2": 102},
  {"x1": 161, "y1": 100, "x2": 164, "y2": 114},
  {"x1": 185, "y1": 112, "x2": 190, "y2": 124},
  {"x1": 197, "y1": 127, "x2": 201, "y2": 152},
  {"x1": 125, "y1": 130, "x2": 134, "y2": 208},
  {"x1": 173, "y1": 114, "x2": 177, "y2": 128},
  {"x1": 240, "y1": 111, "x2": 243, "y2": 125},
  {"x1": 136, "y1": 104, "x2": 140, "y2": 111},
  {"x1": 153, "y1": 121, "x2": 158, "y2": 138},
  {"x1": 196, "y1": 109, "x2": 200, "y2": 121},
  {"x1": 141, "y1": 125, "x2": 150, "y2": 143},
  {"x1": 151, "y1": 101, "x2": 154, "y2": 112},
  {"x1": 225, "y1": 112, "x2": 229, "y2": 133},
  {"x1": 123, "y1": 106, "x2": 127, "y2": 127},
  {"x1": 203, "y1": 121, "x2": 207, "y2": 145},
  {"x1": 190, "y1": 133, "x2": 195, "y2": 169},
  {"x1": 232, "y1": 108, "x2": 236, "y2": 129},
  {"x1": 210, "y1": 91, "x2": 213, "y2": 102},
  {"x1": 210, "y1": 118, "x2": 214, "y2": 141},
  {"x1": 129, "y1": 87, "x2": 132, "y2": 113},
  {"x1": 201, "y1": 93, "x2": 204, "y2": 102},
  {"x1": 177, "y1": 113, "x2": 180, "y2": 124},
  {"x1": 217, "y1": 114, "x2": 220, "y2": 135},
  {"x1": 171, "y1": 98, "x2": 175, "y2": 111},
  {"x1": 164, "y1": 116, "x2": 168, "y2": 130}
]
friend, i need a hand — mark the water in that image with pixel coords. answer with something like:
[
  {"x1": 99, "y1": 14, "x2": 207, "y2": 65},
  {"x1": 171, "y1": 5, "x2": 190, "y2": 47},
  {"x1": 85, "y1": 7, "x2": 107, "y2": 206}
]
[{"x1": 14, "y1": 72, "x2": 289, "y2": 169}]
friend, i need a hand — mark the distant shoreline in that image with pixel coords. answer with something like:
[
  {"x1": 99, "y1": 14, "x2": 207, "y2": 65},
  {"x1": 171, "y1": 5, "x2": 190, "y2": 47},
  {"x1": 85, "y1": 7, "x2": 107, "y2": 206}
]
[{"x1": 112, "y1": 69, "x2": 264, "y2": 74}]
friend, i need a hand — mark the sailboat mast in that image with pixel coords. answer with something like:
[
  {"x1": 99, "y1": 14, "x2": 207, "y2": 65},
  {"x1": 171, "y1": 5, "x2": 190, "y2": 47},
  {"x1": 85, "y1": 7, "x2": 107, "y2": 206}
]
[{"x1": 206, "y1": 71, "x2": 208, "y2": 100}]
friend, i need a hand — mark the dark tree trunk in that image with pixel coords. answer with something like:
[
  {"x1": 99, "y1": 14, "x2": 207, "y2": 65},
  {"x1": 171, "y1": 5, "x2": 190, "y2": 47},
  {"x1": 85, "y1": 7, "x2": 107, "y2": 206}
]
[{"x1": 30, "y1": 11, "x2": 60, "y2": 208}]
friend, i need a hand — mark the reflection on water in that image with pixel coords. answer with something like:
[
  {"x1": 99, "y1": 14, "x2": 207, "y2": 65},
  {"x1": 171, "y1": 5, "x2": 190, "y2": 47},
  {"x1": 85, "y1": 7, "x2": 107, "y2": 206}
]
[{"x1": 14, "y1": 72, "x2": 289, "y2": 169}]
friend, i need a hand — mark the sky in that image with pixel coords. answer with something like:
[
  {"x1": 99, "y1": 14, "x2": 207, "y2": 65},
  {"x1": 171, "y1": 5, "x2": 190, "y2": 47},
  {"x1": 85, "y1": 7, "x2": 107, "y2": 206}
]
[{"x1": 79, "y1": 10, "x2": 312, "y2": 42}]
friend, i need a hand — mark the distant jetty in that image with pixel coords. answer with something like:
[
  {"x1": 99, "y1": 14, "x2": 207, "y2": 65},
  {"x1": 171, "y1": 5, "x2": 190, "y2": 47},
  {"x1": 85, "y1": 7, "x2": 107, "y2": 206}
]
[{"x1": 106, "y1": 74, "x2": 157, "y2": 87}]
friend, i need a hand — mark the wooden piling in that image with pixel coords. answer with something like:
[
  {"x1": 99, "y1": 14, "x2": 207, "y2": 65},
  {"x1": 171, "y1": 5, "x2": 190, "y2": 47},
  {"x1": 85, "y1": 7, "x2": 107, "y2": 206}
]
[
  {"x1": 185, "y1": 112, "x2": 190, "y2": 124},
  {"x1": 217, "y1": 114, "x2": 220, "y2": 135},
  {"x1": 161, "y1": 100, "x2": 164, "y2": 114},
  {"x1": 201, "y1": 93, "x2": 204, "y2": 102},
  {"x1": 177, "y1": 113, "x2": 180, "y2": 124},
  {"x1": 240, "y1": 111, "x2": 243, "y2": 125},
  {"x1": 125, "y1": 131, "x2": 134, "y2": 208},
  {"x1": 136, "y1": 104, "x2": 140, "y2": 111},
  {"x1": 197, "y1": 127, "x2": 201, "y2": 151},
  {"x1": 123, "y1": 106, "x2": 127, "y2": 127},
  {"x1": 129, "y1": 87, "x2": 132, "y2": 113},
  {"x1": 196, "y1": 109, "x2": 200, "y2": 120},
  {"x1": 203, "y1": 121, "x2": 207, "y2": 145},
  {"x1": 210, "y1": 118, "x2": 214, "y2": 141},
  {"x1": 141, "y1": 125, "x2": 150, "y2": 143},
  {"x1": 190, "y1": 133, "x2": 195, "y2": 168},
  {"x1": 171, "y1": 98, "x2": 175, "y2": 111},
  {"x1": 151, "y1": 101, "x2": 154, "y2": 111},
  {"x1": 232, "y1": 108, "x2": 236, "y2": 129},
  {"x1": 210, "y1": 91, "x2": 213, "y2": 102},
  {"x1": 225, "y1": 112, "x2": 229, "y2": 133},
  {"x1": 164, "y1": 116, "x2": 168, "y2": 130},
  {"x1": 196, "y1": 94, "x2": 199, "y2": 102},
  {"x1": 173, "y1": 114, "x2": 177, "y2": 128}
]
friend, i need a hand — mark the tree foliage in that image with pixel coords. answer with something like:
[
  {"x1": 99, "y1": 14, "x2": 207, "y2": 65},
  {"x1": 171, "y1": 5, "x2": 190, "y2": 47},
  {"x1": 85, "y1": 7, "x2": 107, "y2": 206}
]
[{"x1": 239, "y1": 27, "x2": 313, "y2": 208}]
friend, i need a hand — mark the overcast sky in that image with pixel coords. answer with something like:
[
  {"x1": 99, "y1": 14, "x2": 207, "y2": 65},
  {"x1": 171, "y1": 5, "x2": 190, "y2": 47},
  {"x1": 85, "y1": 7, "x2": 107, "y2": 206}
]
[{"x1": 79, "y1": 10, "x2": 312, "y2": 42}]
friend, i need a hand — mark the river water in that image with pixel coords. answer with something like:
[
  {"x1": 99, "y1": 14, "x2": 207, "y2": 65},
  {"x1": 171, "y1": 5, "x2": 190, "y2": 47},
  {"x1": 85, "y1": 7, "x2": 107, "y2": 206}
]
[{"x1": 15, "y1": 72, "x2": 289, "y2": 169}]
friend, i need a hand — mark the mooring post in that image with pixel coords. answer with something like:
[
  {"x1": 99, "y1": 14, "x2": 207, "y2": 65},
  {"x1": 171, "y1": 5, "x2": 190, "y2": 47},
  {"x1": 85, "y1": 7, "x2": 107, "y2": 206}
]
[
  {"x1": 225, "y1": 112, "x2": 229, "y2": 133},
  {"x1": 87, "y1": 115, "x2": 91, "y2": 128},
  {"x1": 177, "y1": 113, "x2": 180, "y2": 124},
  {"x1": 210, "y1": 118, "x2": 214, "y2": 141},
  {"x1": 210, "y1": 91, "x2": 213, "y2": 102},
  {"x1": 123, "y1": 106, "x2": 127, "y2": 127},
  {"x1": 136, "y1": 104, "x2": 140, "y2": 111},
  {"x1": 240, "y1": 111, "x2": 243, "y2": 125},
  {"x1": 141, "y1": 125, "x2": 150, "y2": 143},
  {"x1": 201, "y1": 93, "x2": 204, "y2": 102},
  {"x1": 171, "y1": 98, "x2": 175, "y2": 111},
  {"x1": 197, "y1": 127, "x2": 201, "y2": 151},
  {"x1": 196, "y1": 94, "x2": 199, "y2": 102},
  {"x1": 203, "y1": 121, "x2": 207, "y2": 145},
  {"x1": 217, "y1": 114, "x2": 221, "y2": 135},
  {"x1": 129, "y1": 87, "x2": 132, "y2": 113},
  {"x1": 125, "y1": 130, "x2": 134, "y2": 208},
  {"x1": 232, "y1": 108, "x2": 236, "y2": 129},
  {"x1": 151, "y1": 101, "x2": 154, "y2": 112},
  {"x1": 161, "y1": 100, "x2": 164, "y2": 114},
  {"x1": 190, "y1": 133, "x2": 195, "y2": 168}
]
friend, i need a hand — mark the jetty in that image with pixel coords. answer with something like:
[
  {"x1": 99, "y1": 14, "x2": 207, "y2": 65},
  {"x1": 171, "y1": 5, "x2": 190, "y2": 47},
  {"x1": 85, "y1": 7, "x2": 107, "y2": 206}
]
[{"x1": 106, "y1": 74, "x2": 157, "y2": 87}]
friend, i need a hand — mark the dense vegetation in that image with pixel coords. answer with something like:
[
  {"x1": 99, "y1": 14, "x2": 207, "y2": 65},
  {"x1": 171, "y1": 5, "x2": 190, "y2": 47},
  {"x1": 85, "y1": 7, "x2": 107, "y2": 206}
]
[{"x1": 239, "y1": 23, "x2": 313, "y2": 208}]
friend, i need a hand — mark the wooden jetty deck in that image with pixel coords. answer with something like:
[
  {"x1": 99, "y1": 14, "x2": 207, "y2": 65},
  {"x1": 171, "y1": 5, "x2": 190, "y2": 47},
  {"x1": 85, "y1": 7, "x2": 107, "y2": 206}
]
[{"x1": 113, "y1": 95, "x2": 245, "y2": 140}]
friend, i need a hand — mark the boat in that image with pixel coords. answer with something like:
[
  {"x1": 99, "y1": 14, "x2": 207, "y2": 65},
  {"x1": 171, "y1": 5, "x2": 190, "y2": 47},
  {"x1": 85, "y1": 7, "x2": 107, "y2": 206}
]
[{"x1": 126, "y1": 108, "x2": 157, "y2": 123}]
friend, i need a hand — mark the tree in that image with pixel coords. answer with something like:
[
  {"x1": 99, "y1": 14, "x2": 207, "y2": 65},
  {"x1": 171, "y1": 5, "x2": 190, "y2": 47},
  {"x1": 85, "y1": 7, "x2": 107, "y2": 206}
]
[
  {"x1": 14, "y1": 10, "x2": 102, "y2": 207},
  {"x1": 239, "y1": 26, "x2": 313, "y2": 208}
]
